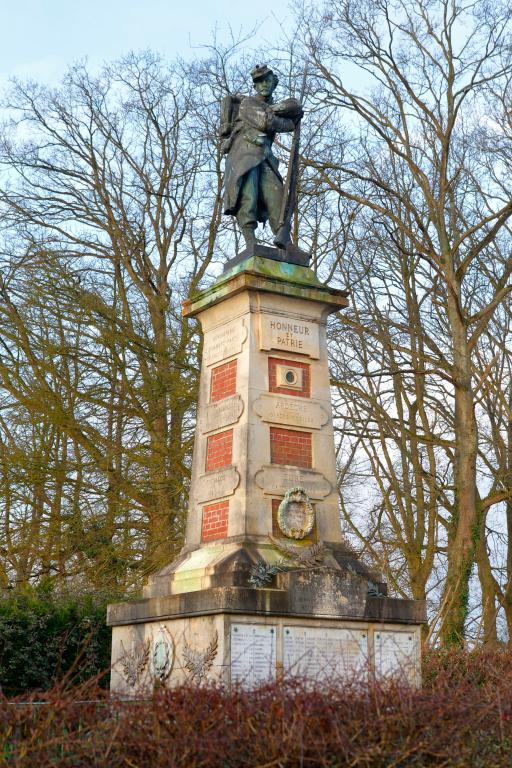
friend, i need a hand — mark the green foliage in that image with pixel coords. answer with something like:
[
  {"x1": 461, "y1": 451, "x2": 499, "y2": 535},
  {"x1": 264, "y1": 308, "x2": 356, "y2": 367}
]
[{"x1": 0, "y1": 585, "x2": 113, "y2": 696}]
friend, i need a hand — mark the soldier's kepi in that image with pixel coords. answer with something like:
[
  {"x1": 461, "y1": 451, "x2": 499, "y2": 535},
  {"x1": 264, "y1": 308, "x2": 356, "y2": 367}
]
[{"x1": 221, "y1": 64, "x2": 303, "y2": 249}]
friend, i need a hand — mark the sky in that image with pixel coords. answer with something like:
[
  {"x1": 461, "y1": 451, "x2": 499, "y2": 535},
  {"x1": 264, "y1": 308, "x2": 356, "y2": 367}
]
[{"x1": 0, "y1": 0, "x2": 293, "y2": 86}]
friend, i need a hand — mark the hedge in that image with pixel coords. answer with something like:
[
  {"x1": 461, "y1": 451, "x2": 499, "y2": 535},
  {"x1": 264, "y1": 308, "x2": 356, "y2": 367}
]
[
  {"x1": 2, "y1": 648, "x2": 512, "y2": 766},
  {"x1": 0, "y1": 585, "x2": 113, "y2": 696}
]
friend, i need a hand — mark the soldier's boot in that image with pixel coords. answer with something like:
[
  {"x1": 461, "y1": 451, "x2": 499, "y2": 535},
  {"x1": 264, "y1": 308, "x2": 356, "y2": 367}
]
[
  {"x1": 273, "y1": 222, "x2": 291, "y2": 249},
  {"x1": 241, "y1": 225, "x2": 257, "y2": 249}
]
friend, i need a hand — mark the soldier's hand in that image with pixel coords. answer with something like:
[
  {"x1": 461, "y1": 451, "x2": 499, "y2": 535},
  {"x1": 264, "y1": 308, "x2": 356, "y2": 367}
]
[
  {"x1": 268, "y1": 115, "x2": 296, "y2": 133},
  {"x1": 271, "y1": 98, "x2": 303, "y2": 120}
]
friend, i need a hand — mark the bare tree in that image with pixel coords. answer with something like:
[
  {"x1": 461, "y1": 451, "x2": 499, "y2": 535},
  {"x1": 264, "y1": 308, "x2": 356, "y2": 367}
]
[
  {"x1": 328, "y1": 214, "x2": 451, "y2": 619},
  {"x1": 0, "y1": 51, "x2": 228, "y2": 583},
  {"x1": 301, "y1": 0, "x2": 512, "y2": 643}
]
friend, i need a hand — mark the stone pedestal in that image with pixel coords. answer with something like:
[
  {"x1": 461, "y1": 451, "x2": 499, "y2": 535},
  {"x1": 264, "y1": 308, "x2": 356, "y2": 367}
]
[{"x1": 107, "y1": 249, "x2": 426, "y2": 693}]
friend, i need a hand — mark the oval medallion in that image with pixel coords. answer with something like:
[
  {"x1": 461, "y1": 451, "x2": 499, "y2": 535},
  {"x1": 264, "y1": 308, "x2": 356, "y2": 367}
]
[
  {"x1": 277, "y1": 486, "x2": 315, "y2": 540},
  {"x1": 152, "y1": 625, "x2": 175, "y2": 681}
]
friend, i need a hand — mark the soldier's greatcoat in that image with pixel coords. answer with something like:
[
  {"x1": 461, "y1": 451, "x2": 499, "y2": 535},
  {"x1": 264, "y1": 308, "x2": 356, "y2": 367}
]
[{"x1": 223, "y1": 95, "x2": 295, "y2": 222}]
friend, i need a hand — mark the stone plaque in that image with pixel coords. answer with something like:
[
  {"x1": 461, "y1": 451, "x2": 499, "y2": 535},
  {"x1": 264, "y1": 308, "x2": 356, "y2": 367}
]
[
  {"x1": 255, "y1": 466, "x2": 331, "y2": 499},
  {"x1": 259, "y1": 314, "x2": 320, "y2": 358},
  {"x1": 254, "y1": 394, "x2": 327, "y2": 430},
  {"x1": 283, "y1": 626, "x2": 368, "y2": 682},
  {"x1": 231, "y1": 624, "x2": 277, "y2": 685},
  {"x1": 284, "y1": 568, "x2": 368, "y2": 617},
  {"x1": 204, "y1": 319, "x2": 247, "y2": 366},
  {"x1": 374, "y1": 631, "x2": 418, "y2": 684},
  {"x1": 196, "y1": 466, "x2": 240, "y2": 503},
  {"x1": 204, "y1": 394, "x2": 244, "y2": 433}
]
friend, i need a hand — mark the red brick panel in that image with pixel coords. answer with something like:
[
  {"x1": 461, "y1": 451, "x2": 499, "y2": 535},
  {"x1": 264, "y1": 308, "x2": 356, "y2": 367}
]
[
  {"x1": 202, "y1": 500, "x2": 229, "y2": 541},
  {"x1": 271, "y1": 498, "x2": 281, "y2": 536},
  {"x1": 206, "y1": 429, "x2": 233, "y2": 471},
  {"x1": 211, "y1": 360, "x2": 237, "y2": 402},
  {"x1": 268, "y1": 357, "x2": 310, "y2": 398},
  {"x1": 270, "y1": 427, "x2": 312, "y2": 468}
]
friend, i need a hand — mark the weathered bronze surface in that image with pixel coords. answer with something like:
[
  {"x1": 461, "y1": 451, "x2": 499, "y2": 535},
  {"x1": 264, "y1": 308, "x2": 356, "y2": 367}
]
[{"x1": 221, "y1": 64, "x2": 303, "y2": 250}]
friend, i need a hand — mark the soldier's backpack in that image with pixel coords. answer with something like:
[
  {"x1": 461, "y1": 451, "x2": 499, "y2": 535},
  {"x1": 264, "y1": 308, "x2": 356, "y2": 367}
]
[{"x1": 220, "y1": 93, "x2": 242, "y2": 153}]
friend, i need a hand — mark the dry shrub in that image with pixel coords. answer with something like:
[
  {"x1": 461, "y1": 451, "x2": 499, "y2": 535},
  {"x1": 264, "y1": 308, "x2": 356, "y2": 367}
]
[{"x1": 1, "y1": 647, "x2": 511, "y2": 767}]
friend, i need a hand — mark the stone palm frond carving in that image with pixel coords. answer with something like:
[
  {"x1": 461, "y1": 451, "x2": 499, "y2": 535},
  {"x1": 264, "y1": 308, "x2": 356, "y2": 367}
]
[
  {"x1": 269, "y1": 534, "x2": 327, "y2": 568},
  {"x1": 119, "y1": 638, "x2": 150, "y2": 687},
  {"x1": 367, "y1": 580, "x2": 386, "y2": 597},
  {"x1": 248, "y1": 557, "x2": 286, "y2": 587},
  {"x1": 182, "y1": 630, "x2": 218, "y2": 682}
]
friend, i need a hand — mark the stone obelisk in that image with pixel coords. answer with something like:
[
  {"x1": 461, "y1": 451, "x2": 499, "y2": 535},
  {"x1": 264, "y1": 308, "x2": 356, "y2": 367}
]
[{"x1": 107, "y1": 247, "x2": 426, "y2": 692}]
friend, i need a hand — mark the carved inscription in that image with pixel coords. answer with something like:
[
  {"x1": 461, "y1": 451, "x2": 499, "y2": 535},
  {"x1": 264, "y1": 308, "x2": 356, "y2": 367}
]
[
  {"x1": 283, "y1": 627, "x2": 368, "y2": 682},
  {"x1": 255, "y1": 466, "x2": 331, "y2": 499},
  {"x1": 254, "y1": 394, "x2": 327, "y2": 430},
  {"x1": 259, "y1": 314, "x2": 320, "y2": 358},
  {"x1": 196, "y1": 466, "x2": 240, "y2": 503},
  {"x1": 204, "y1": 394, "x2": 244, "y2": 433},
  {"x1": 231, "y1": 624, "x2": 277, "y2": 685},
  {"x1": 374, "y1": 631, "x2": 419, "y2": 684},
  {"x1": 204, "y1": 319, "x2": 247, "y2": 366}
]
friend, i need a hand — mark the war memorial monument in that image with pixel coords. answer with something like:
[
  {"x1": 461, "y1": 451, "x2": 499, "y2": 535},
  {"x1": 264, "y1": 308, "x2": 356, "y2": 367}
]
[{"x1": 107, "y1": 64, "x2": 426, "y2": 693}]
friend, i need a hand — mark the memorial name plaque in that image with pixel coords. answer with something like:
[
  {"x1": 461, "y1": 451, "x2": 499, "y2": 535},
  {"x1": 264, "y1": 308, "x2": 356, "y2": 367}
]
[
  {"x1": 204, "y1": 319, "x2": 247, "y2": 366},
  {"x1": 255, "y1": 466, "x2": 331, "y2": 499},
  {"x1": 204, "y1": 394, "x2": 244, "y2": 433},
  {"x1": 196, "y1": 466, "x2": 240, "y2": 503},
  {"x1": 283, "y1": 627, "x2": 368, "y2": 682},
  {"x1": 254, "y1": 394, "x2": 327, "y2": 430},
  {"x1": 231, "y1": 624, "x2": 277, "y2": 685},
  {"x1": 259, "y1": 314, "x2": 320, "y2": 358},
  {"x1": 374, "y1": 631, "x2": 418, "y2": 684}
]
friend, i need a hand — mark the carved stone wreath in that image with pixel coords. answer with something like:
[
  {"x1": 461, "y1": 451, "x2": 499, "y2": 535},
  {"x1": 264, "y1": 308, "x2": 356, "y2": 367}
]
[{"x1": 277, "y1": 486, "x2": 315, "y2": 539}]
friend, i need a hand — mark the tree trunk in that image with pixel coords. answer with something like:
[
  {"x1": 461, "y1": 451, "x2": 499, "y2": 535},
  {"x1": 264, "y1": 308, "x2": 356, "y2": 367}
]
[
  {"x1": 475, "y1": 509, "x2": 498, "y2": 645},
  {"x1": 503, "y1": 390, "x2": 512, "y2": 642},
  {"x1": 440, "y1": 288, "x2": 479, "y2": 645},
  {"x1": 145, "y1": 288, "x2": 173, "y2": 570}
]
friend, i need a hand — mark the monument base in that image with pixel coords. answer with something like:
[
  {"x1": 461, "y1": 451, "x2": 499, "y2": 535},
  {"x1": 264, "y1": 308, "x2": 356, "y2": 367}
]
[
  {"x1": 223, "y1": 242, "x2": 310, "y2": 271},
  {"x1": 107, "y1": 558, "x2": 425, "y2": 694},
  {"x1": 109, "y1": 612, "x2": 422, "y2": 695}
]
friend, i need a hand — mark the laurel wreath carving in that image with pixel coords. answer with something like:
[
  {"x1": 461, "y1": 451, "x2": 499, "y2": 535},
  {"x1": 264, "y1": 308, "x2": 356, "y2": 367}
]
[
  {"x1": 277, "y1": 486, "x2": 315, "y2": 539},
  {"x1": 182, "y1": 630, "x2": 219, "y2": 682},
  {"x1": 269, "y1": 534, "x2": 327, "y2": 568},
  {"x1": 119, "y1": 638, "x2": 151, "y2": 687}
]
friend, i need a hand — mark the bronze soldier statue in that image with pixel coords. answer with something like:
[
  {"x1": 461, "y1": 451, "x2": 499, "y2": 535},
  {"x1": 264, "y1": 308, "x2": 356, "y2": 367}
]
[{"x1": 221, "y1": 64, "x2": 303, "y2": 250}]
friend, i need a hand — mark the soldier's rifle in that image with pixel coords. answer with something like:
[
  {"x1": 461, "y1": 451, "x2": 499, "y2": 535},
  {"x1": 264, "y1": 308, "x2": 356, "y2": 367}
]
[{"x1": 277, "y1": 71, "x2": 308, "y2": 239}]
